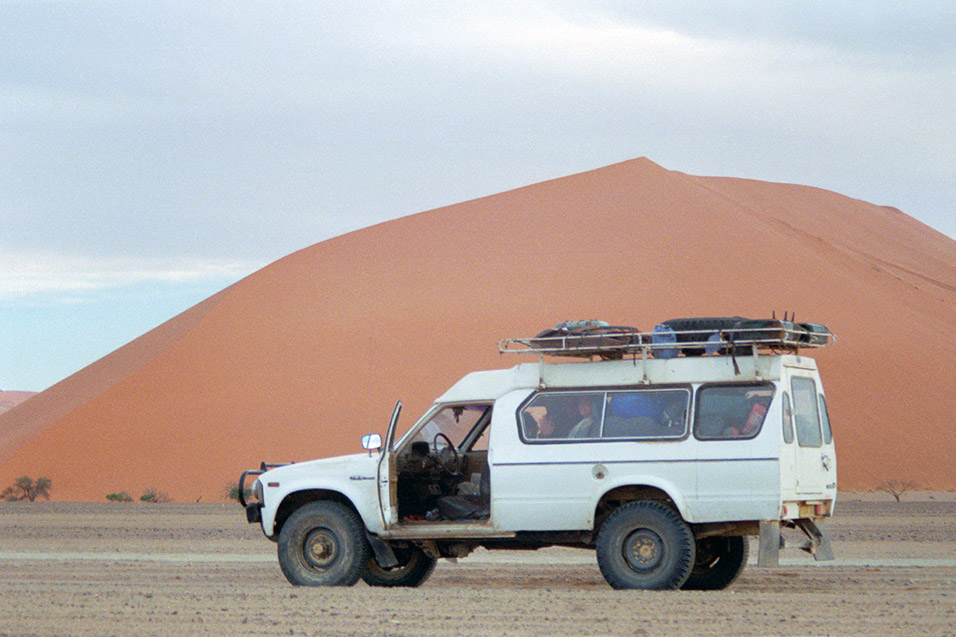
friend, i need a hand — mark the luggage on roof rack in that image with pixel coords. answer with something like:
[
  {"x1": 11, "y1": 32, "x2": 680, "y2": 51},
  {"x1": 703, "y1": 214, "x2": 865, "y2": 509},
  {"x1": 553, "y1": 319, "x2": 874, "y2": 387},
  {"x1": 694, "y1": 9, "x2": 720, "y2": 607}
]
[
  {"x1": 500, "y1": 317, "x2": 834, "y2": 359},
  {"x1": 658, "y1": 317, "x2": 749, "y2": 357},
  {"x1": 529, "y1": 320, "x2": 642, "y2": 361}
]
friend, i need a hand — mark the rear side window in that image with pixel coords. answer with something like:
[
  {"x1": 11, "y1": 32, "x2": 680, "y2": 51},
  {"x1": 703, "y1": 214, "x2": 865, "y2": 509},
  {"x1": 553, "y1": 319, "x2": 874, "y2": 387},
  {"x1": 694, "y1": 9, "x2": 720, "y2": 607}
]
[
  {"x1": 818, "y1": 394, "x2": 833, "y2": 444},
  {"x1": 695, "y1": 383, "x2": 775, "y2": 440},
  {"x1": 519, "y1": 388, "x2": 689, "y2": 442},
  {"x1": 791, "y1": 377, "x2": 822, "y2": 447},
  {"x1": 782, "y1": 392, "x2": 794, "y2": 444}
]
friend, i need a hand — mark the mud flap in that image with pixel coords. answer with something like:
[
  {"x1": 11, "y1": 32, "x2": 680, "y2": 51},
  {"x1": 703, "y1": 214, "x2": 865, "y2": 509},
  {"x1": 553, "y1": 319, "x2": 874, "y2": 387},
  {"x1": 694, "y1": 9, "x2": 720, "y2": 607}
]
[
  {"x1": 366, "y1": 533, "x2": 399, "y2": 569},
  {"x1": 757, "y1": 520, "x2": 780, "y2": 567},
  {"x1": 795, "y1": 519, "x2": 834, "y2": 561},
  {"x1": 758, "y1": 519, "x2": 835, "y2": 566}
]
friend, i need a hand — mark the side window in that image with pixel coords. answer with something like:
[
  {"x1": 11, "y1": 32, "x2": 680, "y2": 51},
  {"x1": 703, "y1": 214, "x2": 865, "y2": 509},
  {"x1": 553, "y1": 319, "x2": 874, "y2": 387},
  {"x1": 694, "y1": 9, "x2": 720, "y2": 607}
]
[
  {"x1": 602, "y1": 389, "x2": 689, "y2": 439},
  {"x1": 818, "y1": 394, "x2": 833, "y2": 445},
  {"x1": 518, "y1": 389, "x2": 688, "y2": 442},
  {"x1": 782, "y1": 392, "x2": 794, "y2": 444},
  {"x1": 695, "y1": 383, "x2": 775, "y2": 440},
  {"x1": 791, "y1": 377, "x2": 822, "y2": 447},
  {"x1": 519, "y1": 392, "x2": 605, "y2": 441}
]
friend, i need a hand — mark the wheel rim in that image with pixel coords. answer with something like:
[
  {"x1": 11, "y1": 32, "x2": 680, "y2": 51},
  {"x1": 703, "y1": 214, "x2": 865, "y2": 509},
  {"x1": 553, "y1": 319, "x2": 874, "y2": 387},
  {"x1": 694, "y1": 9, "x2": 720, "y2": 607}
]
[
  {"x1": 623, "y1": 529, "x2": 664, "y2": 572},
  {"x1": 303, "y1": 528, "x2": 338, "y2": 570}
]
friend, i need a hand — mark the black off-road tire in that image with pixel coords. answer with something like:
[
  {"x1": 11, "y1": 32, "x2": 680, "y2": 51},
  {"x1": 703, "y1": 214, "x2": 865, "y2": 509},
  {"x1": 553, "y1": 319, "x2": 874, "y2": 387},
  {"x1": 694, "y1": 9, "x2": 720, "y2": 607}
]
[
  {"x1": 681, "y1": 536, "x2": 749, "y2": 590},
  {"x1": 277, "y1": 501, "x2": 369, "y2": 587},
  {"x1": 361, "y1": 544, "x2": 437, "y2": 587},
  {"x1": 596, "y1": 501, "x2": 695, "y2": 590}
]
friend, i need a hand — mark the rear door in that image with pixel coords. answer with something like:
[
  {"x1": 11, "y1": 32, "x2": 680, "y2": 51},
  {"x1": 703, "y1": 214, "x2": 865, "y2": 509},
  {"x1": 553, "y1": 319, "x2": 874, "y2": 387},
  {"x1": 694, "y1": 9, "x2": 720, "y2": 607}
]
[{"x1": 790, "y1": 375, "x2": 829, "y2": 496}]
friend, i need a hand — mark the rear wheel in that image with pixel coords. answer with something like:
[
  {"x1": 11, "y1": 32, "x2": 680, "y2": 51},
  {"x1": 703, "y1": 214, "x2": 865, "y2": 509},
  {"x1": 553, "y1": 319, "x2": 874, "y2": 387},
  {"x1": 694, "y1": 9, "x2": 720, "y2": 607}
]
[
  {"x1": 596, "y1": 501, "x2": 695, "y2": 590},
  {"x1": 362, "y1": 544, "x2": 437, "y2": 587},
  {"x1": 681, "y1": 536, "x2": 749, "y2": 590},
  {"x1": 277, "y1": 501, "x2": 369, "y2": 586}
]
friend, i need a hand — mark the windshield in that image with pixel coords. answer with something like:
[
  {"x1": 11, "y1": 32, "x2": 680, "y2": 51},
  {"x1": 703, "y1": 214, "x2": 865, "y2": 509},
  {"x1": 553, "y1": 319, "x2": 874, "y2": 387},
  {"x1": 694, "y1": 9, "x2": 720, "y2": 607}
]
[{"x1": 408, "y1": 404, "x2": 491, "y2": 449}]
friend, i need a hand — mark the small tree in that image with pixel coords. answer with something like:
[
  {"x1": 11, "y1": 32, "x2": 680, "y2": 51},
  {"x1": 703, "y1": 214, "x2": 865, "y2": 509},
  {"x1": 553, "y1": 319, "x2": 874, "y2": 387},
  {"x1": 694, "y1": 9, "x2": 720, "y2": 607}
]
[
  {"x1": 140, "y1": 488, "x2": 172, "y2": 503},
  {"x1": 2, "y1": 476, "x2": 52, "y2": 502},
  {"x1": 106, "y1": 491, "x2": 134, "y2": 502},
  {"x1": 877, "y1": 479, "x2": 918, "y2": 502}
]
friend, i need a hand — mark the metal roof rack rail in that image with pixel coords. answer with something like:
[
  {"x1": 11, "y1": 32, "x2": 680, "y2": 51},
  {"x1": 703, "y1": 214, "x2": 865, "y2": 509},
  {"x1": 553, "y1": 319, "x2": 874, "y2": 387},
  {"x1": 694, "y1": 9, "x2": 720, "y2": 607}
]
[{"x1": 499, "y1": 319, "x2": 835, "y2": 360}]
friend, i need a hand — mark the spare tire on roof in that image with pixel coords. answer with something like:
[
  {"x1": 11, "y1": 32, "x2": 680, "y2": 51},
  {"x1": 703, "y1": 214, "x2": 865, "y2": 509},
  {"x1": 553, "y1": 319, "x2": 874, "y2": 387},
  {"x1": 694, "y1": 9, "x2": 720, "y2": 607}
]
[{"x1": 660, "y1": 317, "x2": 748, "y2": 356}]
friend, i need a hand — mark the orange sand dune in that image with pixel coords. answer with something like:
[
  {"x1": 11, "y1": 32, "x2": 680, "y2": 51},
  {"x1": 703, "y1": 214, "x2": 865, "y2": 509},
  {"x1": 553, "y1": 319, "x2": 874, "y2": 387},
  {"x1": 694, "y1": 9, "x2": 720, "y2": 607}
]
[{"x1": 1, "y1": 158, "x2": 954, "y2": 501}]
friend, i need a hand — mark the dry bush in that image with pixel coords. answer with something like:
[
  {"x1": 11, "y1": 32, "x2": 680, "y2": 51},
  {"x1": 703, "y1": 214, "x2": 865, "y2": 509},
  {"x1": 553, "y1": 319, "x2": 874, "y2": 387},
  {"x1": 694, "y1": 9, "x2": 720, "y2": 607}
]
[
  {"x1": 876, "y1": 479, "x2": 919, "y2": 502},
  {"x1": 139, "y1": 488, "x2": 173, "y2": 503}
]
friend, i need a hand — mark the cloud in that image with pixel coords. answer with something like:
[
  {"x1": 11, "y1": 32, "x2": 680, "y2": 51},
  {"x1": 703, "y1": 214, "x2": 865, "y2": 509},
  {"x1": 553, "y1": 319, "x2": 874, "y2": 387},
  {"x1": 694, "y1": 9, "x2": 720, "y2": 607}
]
[
  {"x1": 0, "y1": 251, "x2": 263, "y2": 303},
  {"x1": 0, "y1": 0, "x2": 953, "y2": 271}
]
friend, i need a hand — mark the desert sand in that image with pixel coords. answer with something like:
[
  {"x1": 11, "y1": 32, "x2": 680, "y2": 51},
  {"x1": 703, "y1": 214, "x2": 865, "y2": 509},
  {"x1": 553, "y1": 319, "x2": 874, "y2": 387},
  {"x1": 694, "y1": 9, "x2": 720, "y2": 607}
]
[
  {"x1": 0, "y1": 496, "x2": 954, "y2": 635},
  {"x1": 1, "y1": 158, "x2": 955, "y2": 500}
]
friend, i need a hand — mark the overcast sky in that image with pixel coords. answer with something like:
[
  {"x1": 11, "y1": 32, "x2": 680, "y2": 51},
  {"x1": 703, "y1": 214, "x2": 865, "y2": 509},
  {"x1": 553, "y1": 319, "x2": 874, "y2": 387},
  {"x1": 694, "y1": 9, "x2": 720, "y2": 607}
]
[{"x1": 2, "y1": 1, "x2": 954, "y2": 391}]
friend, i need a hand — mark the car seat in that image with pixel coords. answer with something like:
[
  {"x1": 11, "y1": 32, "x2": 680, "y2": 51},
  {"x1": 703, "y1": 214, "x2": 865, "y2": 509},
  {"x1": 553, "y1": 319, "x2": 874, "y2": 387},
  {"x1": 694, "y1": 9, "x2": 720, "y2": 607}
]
[{"x1": 436, "y1": 460, "x2": 491, "y2": 520}]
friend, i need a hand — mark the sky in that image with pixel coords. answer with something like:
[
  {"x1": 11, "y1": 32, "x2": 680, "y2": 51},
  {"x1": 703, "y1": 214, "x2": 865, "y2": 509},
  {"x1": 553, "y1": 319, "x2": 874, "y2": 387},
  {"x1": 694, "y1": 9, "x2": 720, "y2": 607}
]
[{"x1": 2, "y1": 1, "x2": 954, "y2": 392}]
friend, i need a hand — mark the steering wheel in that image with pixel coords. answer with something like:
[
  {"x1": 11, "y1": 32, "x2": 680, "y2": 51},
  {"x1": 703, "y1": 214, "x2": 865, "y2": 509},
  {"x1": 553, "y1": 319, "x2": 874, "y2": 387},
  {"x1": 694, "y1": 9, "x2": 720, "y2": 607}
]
[{"x1": 432, "y1": 433, "x2": 462, "y2": 475}]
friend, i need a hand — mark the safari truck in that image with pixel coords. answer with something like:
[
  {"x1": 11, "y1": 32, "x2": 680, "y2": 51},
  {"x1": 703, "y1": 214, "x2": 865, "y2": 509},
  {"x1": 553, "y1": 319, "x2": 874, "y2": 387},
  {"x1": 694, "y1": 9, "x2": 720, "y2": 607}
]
[{"x1": 239, "y1": 317, "x2": 836, "y2": 590}]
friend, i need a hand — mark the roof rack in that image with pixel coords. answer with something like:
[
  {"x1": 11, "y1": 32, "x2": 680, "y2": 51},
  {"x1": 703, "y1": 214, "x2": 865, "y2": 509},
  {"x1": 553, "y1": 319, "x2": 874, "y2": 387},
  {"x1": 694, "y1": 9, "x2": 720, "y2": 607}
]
[{"x1": 498, "y1": 320, "x2": 835, "y2": 360}]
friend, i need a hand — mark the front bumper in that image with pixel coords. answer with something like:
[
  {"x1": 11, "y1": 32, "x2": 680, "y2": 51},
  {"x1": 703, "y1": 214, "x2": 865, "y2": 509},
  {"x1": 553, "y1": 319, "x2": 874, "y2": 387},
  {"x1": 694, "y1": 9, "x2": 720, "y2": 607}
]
[{"x1": 238, "y1": 462, "x2": 292, "y2": 526}]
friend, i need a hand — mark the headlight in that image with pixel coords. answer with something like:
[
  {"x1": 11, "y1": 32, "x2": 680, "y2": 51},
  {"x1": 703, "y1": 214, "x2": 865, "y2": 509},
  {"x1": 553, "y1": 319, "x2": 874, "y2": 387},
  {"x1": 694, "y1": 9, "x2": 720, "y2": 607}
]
[{"x1": 253, "y1": 479, "x2": 263, "y2": 504}]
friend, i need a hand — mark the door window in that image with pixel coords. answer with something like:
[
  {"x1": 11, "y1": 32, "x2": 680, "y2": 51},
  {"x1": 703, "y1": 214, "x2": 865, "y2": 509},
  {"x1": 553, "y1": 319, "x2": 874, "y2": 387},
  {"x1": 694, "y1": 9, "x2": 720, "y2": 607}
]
[
  {"x1": 818, "y1": 394, "x2": 833, "y2": 444},
  {"x1": 791, "y1": 377, "x2": 822, "y2": 447},
  {"x1": 782, "y1": 392, "x2": 794, "y2": 444}
]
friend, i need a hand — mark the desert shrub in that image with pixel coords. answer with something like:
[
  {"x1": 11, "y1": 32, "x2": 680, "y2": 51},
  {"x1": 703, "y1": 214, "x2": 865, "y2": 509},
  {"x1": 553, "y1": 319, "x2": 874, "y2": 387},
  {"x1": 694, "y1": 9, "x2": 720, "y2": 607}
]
[
  {"x1": 140, "y1": 488, "x2": 173, "y2": 503},
  {"x1": 2, "y1": 476, "x2": 52, "y2": 502},
  {"x1": 106, "y1": 491, "x2": 134, "y2": 502},
  {"x1": 876, "y1": 479, "x2": 918, "y2": 502},
  {"x1": 224, "y1": 484, "x2": 252, "y2": 502}
]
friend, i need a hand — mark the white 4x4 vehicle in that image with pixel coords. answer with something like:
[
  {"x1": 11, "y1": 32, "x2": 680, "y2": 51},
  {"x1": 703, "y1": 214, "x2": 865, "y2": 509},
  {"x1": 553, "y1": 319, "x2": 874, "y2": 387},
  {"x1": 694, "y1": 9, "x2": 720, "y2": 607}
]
[{"x1": 240, "y1": 317, "x2": 836, "y2": 590}]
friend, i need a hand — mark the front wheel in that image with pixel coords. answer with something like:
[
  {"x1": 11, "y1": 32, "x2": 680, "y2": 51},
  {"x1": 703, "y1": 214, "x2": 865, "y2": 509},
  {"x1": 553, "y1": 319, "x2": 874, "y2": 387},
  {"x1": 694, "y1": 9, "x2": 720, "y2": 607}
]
[
  {"x1": 681, "y1": 536, "x2": 748, "y2": 590},
  {"x1": 277, "y1": 501, "x2": 369, "y2": 586},
  {"x1": 361, "y1": 544, "x2": 437, "y2": 587},
  {"x1": 596, "y1": 501, "x2": 695, "y2": 590}
]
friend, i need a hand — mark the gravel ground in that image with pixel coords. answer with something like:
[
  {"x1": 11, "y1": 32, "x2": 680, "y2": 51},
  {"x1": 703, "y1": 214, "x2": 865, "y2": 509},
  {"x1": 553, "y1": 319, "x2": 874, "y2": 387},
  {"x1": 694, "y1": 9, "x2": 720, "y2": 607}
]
[{"x1": 0, "y1": 499, "x2": 954, "y2": 636}]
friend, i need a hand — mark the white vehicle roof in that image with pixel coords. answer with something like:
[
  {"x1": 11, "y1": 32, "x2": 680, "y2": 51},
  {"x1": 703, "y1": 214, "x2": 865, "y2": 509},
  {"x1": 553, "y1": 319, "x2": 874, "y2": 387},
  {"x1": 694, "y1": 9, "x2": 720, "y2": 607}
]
[{"x1": 435, "y1": 354, "x2": 819, "y2": 405}]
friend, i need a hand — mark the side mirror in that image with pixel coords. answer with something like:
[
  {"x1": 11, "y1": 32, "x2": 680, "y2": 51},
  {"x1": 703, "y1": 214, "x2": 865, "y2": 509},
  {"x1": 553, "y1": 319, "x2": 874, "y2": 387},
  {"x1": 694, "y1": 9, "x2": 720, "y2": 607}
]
[{"x1": 361, "y1": 433, "x2": 382, "y2": 453}]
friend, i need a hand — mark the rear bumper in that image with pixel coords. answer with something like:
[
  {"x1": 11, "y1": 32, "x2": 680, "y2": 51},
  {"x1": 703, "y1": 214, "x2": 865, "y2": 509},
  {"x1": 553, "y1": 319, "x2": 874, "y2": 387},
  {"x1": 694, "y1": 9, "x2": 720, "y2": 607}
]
[{"x1": 781, "y1": 499, "x2": 833, "y2": 519}]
